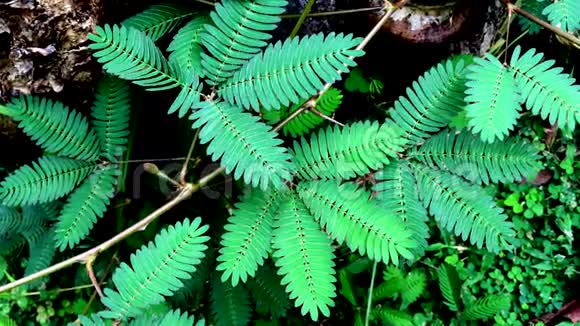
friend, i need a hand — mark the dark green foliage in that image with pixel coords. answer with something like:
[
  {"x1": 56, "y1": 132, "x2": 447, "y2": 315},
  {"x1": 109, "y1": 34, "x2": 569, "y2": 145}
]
[
  {"x1": 409, "y1": 130, "x2": 541, "y2": 184},
  {"x1": 201, "y1": 0, "x2": 287, "y2": 85},
  {"x1": 129, "y1": 309, "x2": 205, "y2": 326},
  {"x1": 122, "y1": 3, "x2": 196, "y2": 41},
  {"x1": 100, "y1": 218, "x2": 210, "y2": 320},
  {"x1": 246, "y1": 265, "x2": 290, "y2": 318},
  {"x1": 438, "y1": 264, "x2": 462, "y2": 312},
  {"x1": 291, "y1": 121, "x2": 404, "y2": 180},
  {"x1": 271, "y1": 191, "x2": 336, "y2": 321},
  {"x1": 218, "y1": 32, "x2": 363, "y2": 111},
  {"x1": 191, "y1": 101, "x2": 295, "y2": 190},
  {"x1": 217, "y1": 188, "x2": 284, "y2": 286},
  {"x1": 519, "y1": 0, "x2": 548, "y2": 34},
  {"x1": 0, "y1": 96, "x2": 100, "y2": 161},
  {"x1": 371, "y1": 307, "x2": 414, "y2": 326},
  {"x1": 211, "y1": 275, "x2": 252, "y2": 326},
  {"x1": 23, "y1": 230, "x2": 56, "y2": 289},
  {"x1": 0, "y1": 156, "x2": 96, "y2": 207}
]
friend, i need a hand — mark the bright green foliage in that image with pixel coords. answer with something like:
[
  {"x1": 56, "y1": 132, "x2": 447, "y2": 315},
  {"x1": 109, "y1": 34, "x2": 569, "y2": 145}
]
[
  {"x1": 1, "y1": 96, "x2": 100, "y2": 161},
  {"x1": 168, "y1": 16, "x2": 210, "y2": 76},
  {"x1": 171, "y1": 250, "x2": 213, "y2": 307},
  {"x1": 218, "y1": 32, "x2": 363, "y2": 111},
  {"x1": 122, "y1": 3, "x2": 196, "y2": 41},
  {"x1": 371, "y1": 267, "x2": 426, "y2": 308},
  {"x1": 0, "y1": 156, "x2": 96, "y2": 206},
  {"x1": 262, "y1": 88, "x2": 343, "y2": 138},
  {"x1": 413, "y1": 165, "x2": 516, "y2": 252},
  {"x1": 460, "y1": 295, "x2": 511, "y2": 321},
  {"x1": 88, "y1": 24, "x2": 202, "y2": 117},
  {"x1": 129, "y1": 309, "x2": 204, "y2": 326},
  {"x1": 0, "y1": 255, "x2": 6, "y2": 282},
  {"x1": 373, "y1": 161, "x2": 430, "y2": 258},
  {"x1": 100, "y1": 218, "x2": 210, "y2": 320},
  {"x1": 465, "y1": 54, "x2": 521, "y2": 143},
  {"x1": 542, "y1": 0, "x2": 580, "y2": 32},
  {"x1": 23, "y1": 230, "x2": 56, "y2": 289},
  {"x1": 54, "y1": 165, "x2": 119, "y2": 251},
  {"x1": 0, "y1": 317, "x2": 18, "y2": 326},
  {"x1": 75, "y1": 314, "x2": 114, "y2": 326},
  {"x1": 211, "y1": 276, "x2": 252, "y2": 326},
  {"x1": 409, "y1": 131, "x2": 541, "y2": 185},
  {"x1": 217, "y1": 188, "x2": 285, "y2": 286},
  {"x1": 298, "y1": 181, "x2": 416, "y2": 265},
  {"x1": 438, "y1": 264, "x2": 463, "y2": 312},
  {"x1": 201, "y1": 0, "x2": 287, "y2": 85},
  {"x1": 371, "y1": 307, "x2": 414, "y2": 326},
  {"x1": 91, "y1": 75, "x2": 131, "y2": 161},
  {"x1": 401, "y1": 270, "x2": 427, "y2": 308},
  {"x1": 510, "y1": 46, "x2": 580, "y2": 131},
  {"x1": 191, "y1": 101, "x2": 294, "y2": 190},
  {"x1": 386, "y1": 55, "x2": 471, "y2": 147},
  {"x1": 271, "y1": 192, "x2": 336, "y2": 321},
  {"x1": 291, "y1": 121, "x2": 404, "y2": 180},
  {"x1": 246, "y1": 265, "x2": 290, "y2": 318}
]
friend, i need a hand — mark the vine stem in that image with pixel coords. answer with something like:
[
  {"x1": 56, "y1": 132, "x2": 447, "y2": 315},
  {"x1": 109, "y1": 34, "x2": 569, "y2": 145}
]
[
  {"x1": 289, "y1": 0, "x2": 315, "y2": 38},
  {"x1": 501, "y1": 1, "x2": 580, "y2": 48},
  {"x1": 364, "y1": 261, "x2": 379, "y2": 326}
]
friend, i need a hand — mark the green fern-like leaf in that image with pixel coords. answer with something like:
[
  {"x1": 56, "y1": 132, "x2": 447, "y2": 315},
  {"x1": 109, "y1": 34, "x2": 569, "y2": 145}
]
[
  {"x1": 0, "y1": 256, "x2": 7, "y2": 282},
  {"x1": 100, "y1": 217, "x2": 209, "y2": 320},
  {"x1": 201, "y1": 0, "x2": 287, "y2": 85},
  {"x1": 438, "y1": 263, "x2": 462, "y2": 312},
  {"x1": 460, "y1": 294, "x2": 511, "y2": 321},
  {"x1": 122, "y1": 3, "x2": 196, "y2": 41},
  {"x1": 291, "y1": 121, "x2": 404, "y2": 181},
  {"x1": 519, "y1": 0, "x2": 548, "y2": 34},
  {"x1": 542, "y1": 0, "x2": 580, "y2": 32},
  {"x1": 23, "y1": 230, "x2": 55, "y2": 289},
  {"x1": 409, "y1": 130, "x2": 541, "y2": 184},
  {"x1": 271, "y1": 191, "x2": 336, "y2": 321},
  {"x1": 54, "y1": 165, "x2": 119, "y2": 251},
  {"x1": 401, "y1": 270, "x2": 426, "y2": 308},
  {"x1": 370, "y1": 307, "x2": 414, "y2": 326},
  {"x1": 386, "y1": 55, "x2": 471, "y2": 147},
  {"x1": 0, "y1": 205, "x2": 20, "y2": 236},
  {"x1": 91, "y1": 75, "x2": 131, "y2": 161},
  {"x1": 130, "y1": 309, "x2": 204, "y2": 326},
  {"x1": 211, "y1": 276, "x2": 251, "y2": 326},
  {"x1": 510, "y1": 46, "x2": 580, "y2": 131},
  {"x1": 75, "y1": 314, "x2": 113, "y2": 326},
  {"x1": 263, "y1": 88, "x2": 343, "y2": 137},
  {"x1": 413, "y1": 164, "x2": 516, "y2": 252},
  {"x1": 0, "y1": 156, "x2": 96, "y2": 207},
  {"x1": 168, "y1": 16, "x2": 210, "y2": 76},
  {"x1": 1, "y1": 96, "x2": 100, "y2": 161},
  {"x1": 191, "y1": 101, "x2": 295, "y2": 190},
  {"x1": 0, "y1": 316, "x2": 18, "y2": 326},
  {"x1": 297, "y1": 180, "x2": 416, "y2": 265},
  {"x1": 171, "y1": 250, "x2": 213, "y2": 307},
  {"x1": 217, "y1": 188, "x2": 285, "y2": 286},
  {"x1": 218, "y1": 32, "x2": 363, "y2": 111},
  {"x1": 372, "y1": 267, "x2": 405, "y2": 301},
  {"x1": 373, "y1": 161, "x2": 430, "y2": 258},
  {"x1": 88, "y1": 24, "x2": 202, "y2": 117},
  {"x1": 465, "y1": 54, "x2": 521, "y2": 143},
  {"x1": 246, "y1": 265, "x2": 291, "y2": 318}
]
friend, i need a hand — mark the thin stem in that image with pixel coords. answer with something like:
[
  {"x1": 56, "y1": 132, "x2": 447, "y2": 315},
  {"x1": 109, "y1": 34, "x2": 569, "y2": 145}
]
[
  {"x1": 0, "y1": 283, "x2": 104, "y2": 298},
  {"x1": 82, "y1": 252, "x2": 118, "y2": 315},
  {"x1": 310, "y1": 107, "x2": 345, "y2": 127},
  {"x1": 180, "y1": 129, "x2": 199, "y2": 185},
  {"x1": 193, "y1": 0, "x2": 216, "y2": 7},
  {"x1": 85, "y1": 256, "x2": 103, "y2": 298},
  {"x1": 504, "y1": 1, "x2": 580, "y2": 48},
  {"x1": 290, "y1": 0, "x2": 315, "y2": 38},
  {"x1": 282, "y1": 7, "x2": 384, "y2": 19},
  {"x1": 364, "y1": 261, "x2": 379, "y2": 326},
  {"x1": 112, "y1": 157, "x2": 187, "y2": 164},
  {"x1": 504, "y1": 5, "x2": 513, "y2": 65},
  {"x1": 0, "y1": 185, "x2": 195, "y2": 294}
]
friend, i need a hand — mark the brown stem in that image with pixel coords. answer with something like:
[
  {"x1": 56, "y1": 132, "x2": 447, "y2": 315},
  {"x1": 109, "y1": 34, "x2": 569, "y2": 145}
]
[
  {"x1": 85, "y1": 256, "x2": 103, "y2": 298},
  {"x1": 180, "y1": 129, "x2": 199, "y2": 185},
  {"x1": 82, "y1": 253, "x2": 118, "y2": 315}
]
